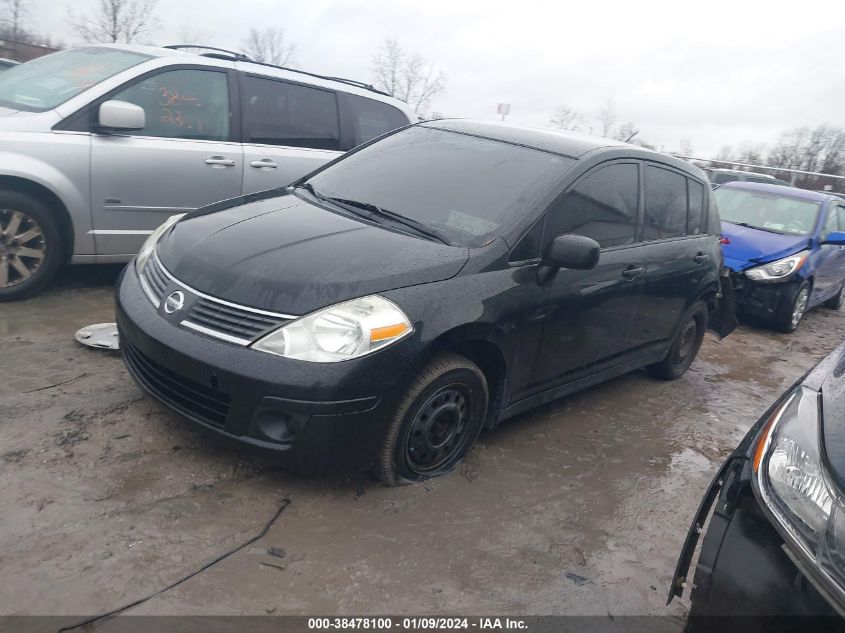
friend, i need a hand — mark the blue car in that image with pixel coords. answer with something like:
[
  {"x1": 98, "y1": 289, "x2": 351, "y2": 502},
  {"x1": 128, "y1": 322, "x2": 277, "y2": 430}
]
[{"x1": 716, "y1": 182, "x2": 845, "y2": 332}]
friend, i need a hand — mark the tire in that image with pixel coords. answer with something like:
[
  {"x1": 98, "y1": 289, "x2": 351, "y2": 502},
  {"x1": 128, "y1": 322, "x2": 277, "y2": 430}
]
[
  {"x1": 825, "y1": 282, "x2": 844, "y2": 310},
  {"x1": 647, "y1": 302, "x2": 708, "y2": 381},
  {"x1": 773, "y1": 280, "x2": 810, "y2": 333},
  {"x1": 0, "y1": 191, "x2": 63, "y2": 301},
  {"x1": 376, "y1": 352, "x2": 488, "y2": 486}
]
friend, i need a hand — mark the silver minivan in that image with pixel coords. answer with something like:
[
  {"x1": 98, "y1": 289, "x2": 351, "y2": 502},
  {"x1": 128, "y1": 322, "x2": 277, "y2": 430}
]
[{"x1": 0, "y1": 45, "x2": 415, "y2": 300}]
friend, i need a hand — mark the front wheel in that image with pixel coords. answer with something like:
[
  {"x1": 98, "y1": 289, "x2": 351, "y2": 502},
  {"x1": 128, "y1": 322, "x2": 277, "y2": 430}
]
[
  {"x1": 0, "y1": 192, "x2": 63, "y2": 301},
  {"x1": 376, "y1": 352, "x2": 488, "y2": 486},
  {"x1": 773, "y1": 280, "x2": 810, "y2": 333},
  {"x1": 648, "y1": 302, "x2": 708, "y2": 381}
]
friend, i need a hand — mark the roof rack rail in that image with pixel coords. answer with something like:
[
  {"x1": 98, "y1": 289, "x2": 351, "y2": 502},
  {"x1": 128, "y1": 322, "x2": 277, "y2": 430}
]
[
  {"x1": 165, "y1": 44, "x2": 391, "y2": 98},
  {"x1": 164, "y1": 45, "x2": 252, "y2": 61}
]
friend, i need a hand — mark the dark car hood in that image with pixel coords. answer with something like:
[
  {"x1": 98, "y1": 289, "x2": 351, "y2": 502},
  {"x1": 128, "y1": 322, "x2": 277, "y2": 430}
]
[
  {"x1": 156, "y1": 192, "x2": 469, "y2": 315},
  {"x1": 720, "y1": 220, "x2": 810, "y2": 272},
  {"x1": 804, "y1": 344, "x2": 845, "y2": 493}
]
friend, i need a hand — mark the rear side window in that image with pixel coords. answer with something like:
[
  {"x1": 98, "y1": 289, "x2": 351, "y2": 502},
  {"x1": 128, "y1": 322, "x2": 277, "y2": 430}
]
[
  {"x1": 243, "y1": 75, "x2": 340, "y2": 150},
  {"x1": 343, "y1": 93, "x2": 409, "y2": 146},
  {"x1": 687, "y1": 180, "x2": 705, "y2": 235},
  {"x1": 111, "y1": 69, "x2": 230, "y2": 141},
  {"x1": 643, "y1": 166, "x2": 687, "y2": 240},
  {"x1": 546, "y1": 163, "x2": 638, "y2": 248}
]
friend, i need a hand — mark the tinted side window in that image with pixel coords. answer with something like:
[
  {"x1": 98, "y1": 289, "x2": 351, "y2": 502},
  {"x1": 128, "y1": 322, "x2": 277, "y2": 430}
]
[
  {"x1": 243, "y1": 75, "x2": 340, "y2": 150},
  {"x1": 509, "y1": 218, "x2": 544, "y2": 262},
  {"x1": 546, "y1": 163, "x2": 638, "y2": 248},
  {"x1": 344, "y1": 93, "x2": 408, "y2": 146},
  {"x1": 111, "y1": 69, "x2": 230, "y2": 141},
  {"x1": 687, "y1": 179, "x2": 705, "y2": 235},
  {"x1": 713, "y1": 173, "x2": 738, "y2": 184},
  {"x1": 643, "y1": 166, "x2": 687, "y2": 240}
]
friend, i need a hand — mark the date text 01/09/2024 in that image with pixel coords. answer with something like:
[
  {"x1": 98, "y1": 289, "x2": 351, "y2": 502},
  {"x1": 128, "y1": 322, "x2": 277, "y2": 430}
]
[{"x1": 306, "y1": 618, "x2": 528, "y2": 630}]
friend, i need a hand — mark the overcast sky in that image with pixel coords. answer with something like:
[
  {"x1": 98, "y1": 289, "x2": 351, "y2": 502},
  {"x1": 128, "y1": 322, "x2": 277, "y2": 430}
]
[{"x1": 31, "y1": 0, "x2": 845, "y2": 156}]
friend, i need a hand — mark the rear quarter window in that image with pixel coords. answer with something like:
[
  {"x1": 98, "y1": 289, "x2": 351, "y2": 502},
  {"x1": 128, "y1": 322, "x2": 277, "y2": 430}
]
[{"x1": 340, "y1": 92, "x2": 410, "y2": 148}]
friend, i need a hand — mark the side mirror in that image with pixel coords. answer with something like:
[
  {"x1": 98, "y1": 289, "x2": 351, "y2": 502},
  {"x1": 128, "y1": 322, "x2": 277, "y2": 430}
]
[
  {"x1": 824, "y1": 230, "x2": 845, "y2": 246},
  {"x1": 97, "y1": 100, "x2": 145, "y2": 132},
  {"x1": 537, "y1": 234, "x2": 600, "y2": 284}
]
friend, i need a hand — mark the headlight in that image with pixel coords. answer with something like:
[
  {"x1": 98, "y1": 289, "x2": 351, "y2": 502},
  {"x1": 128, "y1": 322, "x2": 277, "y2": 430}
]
[
  {"x1": 251, "y1": 295, "x2": 413, "y2": 362},
  {"x1": 135, "y1": 214, "x2": 184, "y2": 274},
  {"x1": 745, "y1": 251, "x2": 808, "y2": 281},
  {"x1": 754, "y1": 385, "x2": 845, "y2": 590}
]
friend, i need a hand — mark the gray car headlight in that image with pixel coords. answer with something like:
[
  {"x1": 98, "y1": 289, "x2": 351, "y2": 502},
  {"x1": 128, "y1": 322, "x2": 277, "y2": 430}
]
[
  {"x1": 745, "y1": 251, "x2": 808, "y2": 282},
  {"x1": 251, "y1": 295, "x2": 413, "y2": 362},
  {"x1": 754, "y1": 385, "x2": 845, "y2": 590},
  {"x1": 135, "y1": 214, "x2": 184, "y2": 274}
]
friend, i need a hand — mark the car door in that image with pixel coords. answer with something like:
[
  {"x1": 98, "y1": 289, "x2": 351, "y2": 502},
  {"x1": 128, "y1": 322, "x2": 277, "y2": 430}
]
[
  {"x1": 90, "y1": 67, "x2": 243, "y2": 256},
  {"x1": 527, "y1": 161, "x2": 645, "y2": 395},
  {"x1": 240, "y1": 73, "x2": 344, "y2": 194},
  {"x1": 627, "y1": 165, "x2": 711, "y2": 350},
  {"x1": 813, "y1": 202, "x2": 845, "y2": 302}
]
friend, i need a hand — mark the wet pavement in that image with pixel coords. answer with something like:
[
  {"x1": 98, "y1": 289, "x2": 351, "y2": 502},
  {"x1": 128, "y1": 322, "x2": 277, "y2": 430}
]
[{"x1": 3, "y1": 264, "x2": 845, "y2": 624}]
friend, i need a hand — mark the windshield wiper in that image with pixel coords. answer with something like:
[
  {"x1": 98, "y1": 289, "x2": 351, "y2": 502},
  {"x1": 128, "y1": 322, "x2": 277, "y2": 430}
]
[
  {"x1": 730, "y1": 221, "x2": 790, "y2": 235},
  {"x1": 325, "y1": 197, "x2": 451, "y2": 245}
]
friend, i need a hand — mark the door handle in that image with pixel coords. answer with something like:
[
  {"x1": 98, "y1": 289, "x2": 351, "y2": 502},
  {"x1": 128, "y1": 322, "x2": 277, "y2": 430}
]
[
  {"x1": 249, "y1": 159, "x2": 279, "y2": 169},
  {"x1": 693, "y1": 253, "x2": 710, "y2": 264},
  {"x1": 204, "y1": 156, "x2": 236, "y2": 167},
  {"x1": 622, "y1": 266, "x2": 645, "y2": 280}
]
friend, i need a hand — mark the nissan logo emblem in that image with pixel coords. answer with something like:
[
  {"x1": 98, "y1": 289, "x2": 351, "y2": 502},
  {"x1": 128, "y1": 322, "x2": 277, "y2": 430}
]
[{"x1": 164, "y1": 290, "x2": 185, "y2": 314}]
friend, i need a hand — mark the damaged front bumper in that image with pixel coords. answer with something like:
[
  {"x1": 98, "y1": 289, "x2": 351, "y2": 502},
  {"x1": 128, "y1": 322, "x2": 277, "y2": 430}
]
[{"x1": 729, "y1": 270, "x2": 801, "y2": 321}]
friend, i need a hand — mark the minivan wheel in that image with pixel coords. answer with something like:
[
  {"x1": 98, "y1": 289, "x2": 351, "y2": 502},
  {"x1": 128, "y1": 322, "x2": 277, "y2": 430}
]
[
  {"x1": 773, "y1": 280, "x2": 810, "y2": 333},
  {"x1": 825, "y1": 283, "x2": 844, "y2": 310},
  {"x1": 376, "y1": 352, "x2": 488, "y2": 486},
  {"x1": 647, "y1": 302, "x2": 707, "y2": 381},
  {"x1": 0, "y1": 192, "x2": 63, "y2": 301}
]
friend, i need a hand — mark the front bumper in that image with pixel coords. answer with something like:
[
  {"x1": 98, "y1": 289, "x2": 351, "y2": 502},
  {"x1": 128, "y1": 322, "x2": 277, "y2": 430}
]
[
  {"x1": 730, "y1": 272, "x2": 800, "y2": 320},
  {"x1": 116, "y1": 263, "x2": 417, "y2": 473}
]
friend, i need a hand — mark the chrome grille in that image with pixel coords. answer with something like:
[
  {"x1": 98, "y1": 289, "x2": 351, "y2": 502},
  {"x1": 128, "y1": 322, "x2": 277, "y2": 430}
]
[
  {"x1": 183, "y1": 298, "x2": 291, "y2": 343},
  {"x1": 140, "y1": 255, "x2": 169, "y2": 305},
  {"x1": 140, "y1": 252, "x2": 296, "y2": 346}
]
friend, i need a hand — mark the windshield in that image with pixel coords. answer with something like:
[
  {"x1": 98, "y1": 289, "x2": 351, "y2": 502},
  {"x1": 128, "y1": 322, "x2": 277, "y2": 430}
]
[
  {"x1": 715, "y1": 188, "x2": 820, "y2": 236},
  {"x1": 305, "y1": 126, "x2": 574, "y2": 247},
  {"x1": 0, "y1": 47, "x2": 152, "y2": 112}
]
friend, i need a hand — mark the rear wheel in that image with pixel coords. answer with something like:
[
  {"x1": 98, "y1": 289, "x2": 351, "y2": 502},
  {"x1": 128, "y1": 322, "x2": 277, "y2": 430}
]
[
  {"x1": 0, "y1": 192, "x2": 63, "y2": 301},
  {"x1": 376, "y1": 352, "x2": 488, "y2": 486},
  {"x1": 773, "y1": 281, "x2": 810, "y2": 333},
  {"x1": 825, "y1": 283, "x2": 844, "y2": 310},
  {"x1": 648, "y1": 302, "x2": 708, "y2": 380}
]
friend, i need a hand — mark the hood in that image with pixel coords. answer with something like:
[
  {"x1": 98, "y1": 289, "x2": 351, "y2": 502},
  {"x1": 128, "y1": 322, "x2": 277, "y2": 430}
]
[
  {"x1": 806, "y1": 343, "x2": 845, "y2": 494},
  {"x1": 720, "y1": 220, "x2": 810, "y2": 272},
  {"x1": 156, "y1": 192, "x2": 470, "y2": 315}
]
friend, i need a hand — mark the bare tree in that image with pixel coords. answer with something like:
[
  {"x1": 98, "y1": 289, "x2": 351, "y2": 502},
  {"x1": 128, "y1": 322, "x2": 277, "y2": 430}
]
[
  {"x1": 241, "y1": 27, "x2": 296, "y2": 66},
  {"x1": 371, "y1": 39, "x2": 446, "y2": 115},
  {"x1": 767, "y1": 125, "x2": 845, "y2": 188},
  {"x1": 549, "y1": 105, "x2": 585, "y2": 131},
  {"x1": 177, "y1": 24, "x2": 215, "y2": 46},
  {"x1": 736, "y1": 142, "x2": 767, "y2": 167},
  {"x1": 614, "y1": 122, "x2": 639, "y2": 143},
  {"x1": 598, "y1": 99, "x2": 616, "y2": 138},
  {"x1": 679, "y1": 138, "x2": 694, "y2": 157},
  {"x1": 69, "y1": 0, "x2": 160, "y2": 44},
  {"x1": 2, "y1": 0, "x2": 30, "y2": 44}
]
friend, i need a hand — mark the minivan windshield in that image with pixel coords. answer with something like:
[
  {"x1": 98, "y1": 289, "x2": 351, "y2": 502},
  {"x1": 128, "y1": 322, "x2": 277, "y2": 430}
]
[
  {"x1": 715, "y1": 188, "x2": 820, "y2": 236},
  {"x1": 304, "y1": 126, "x2": 575, "y2": 247},
  {"x1": 0, "y1": 47, "x2": 151, "y2": 112}
]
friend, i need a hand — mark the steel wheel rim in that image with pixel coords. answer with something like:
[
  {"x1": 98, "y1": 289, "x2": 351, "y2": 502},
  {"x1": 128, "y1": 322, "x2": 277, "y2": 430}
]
[
  {"x1": 792, "y1": 288, "x2": 809, "y2": 328},
  {"x1": 0, "y1": 209, "x2": 45, "y2": 289},
  {"x1": 674, "y1": 316, "x2": 699, "y2": 366},
  {"x1": 405, "y1": 385, "x2": 470, "y2": 474}
]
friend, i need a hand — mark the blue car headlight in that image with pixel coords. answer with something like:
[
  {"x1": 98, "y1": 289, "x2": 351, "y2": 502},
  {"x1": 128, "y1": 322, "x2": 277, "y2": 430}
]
[{"x1": 745, "y1": 251, "x2": 808, "y2": 282}]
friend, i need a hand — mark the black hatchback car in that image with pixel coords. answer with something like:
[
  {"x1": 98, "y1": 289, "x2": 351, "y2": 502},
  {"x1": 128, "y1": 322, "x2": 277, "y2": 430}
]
[
  {"x1": 671, "y1": 343, "x2": 845, "y2": 633},
  {"x1": 116, "y1": 120, "x2": 730, "y2": 484}
]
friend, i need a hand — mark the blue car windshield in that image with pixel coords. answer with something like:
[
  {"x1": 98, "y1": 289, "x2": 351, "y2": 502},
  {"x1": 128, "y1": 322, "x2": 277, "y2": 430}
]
[{"x1": 715, "y1": 188, "x2": 820, "y2": 236}]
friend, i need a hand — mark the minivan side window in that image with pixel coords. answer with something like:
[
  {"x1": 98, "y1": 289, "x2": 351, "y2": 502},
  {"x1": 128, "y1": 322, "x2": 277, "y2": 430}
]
[
  {"x1": 343, "y1": 93, "x2": 409, "y2": 147},
  {"x1": 243, "y1": 75, "x2": 340, "y2": 150},
  {"x1": 111, "y1": 69, "x2": 230, "y2": 141},
  {"x1": 545, "y1": 163, "x2": 638, "y2": 249},
  {"x1": 713, "y1": 173, "x2": 738, "y2": 184},
  {"x1": 687, "y1": 179, "x2": 705, "y2": 235},
  {"x1": 643, "y1": 166, "x2": 687, "y2": 241}
]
